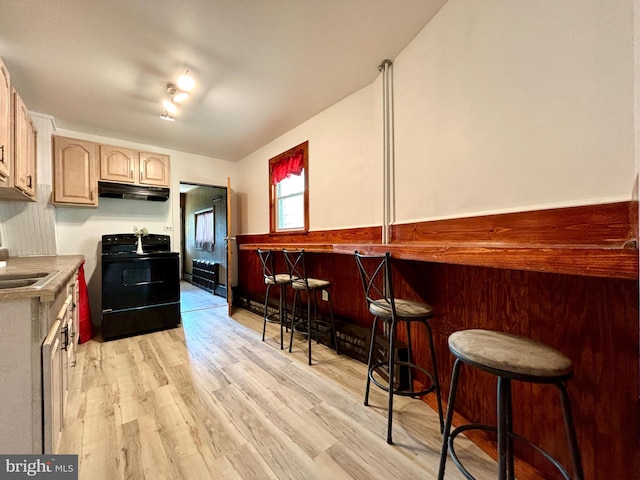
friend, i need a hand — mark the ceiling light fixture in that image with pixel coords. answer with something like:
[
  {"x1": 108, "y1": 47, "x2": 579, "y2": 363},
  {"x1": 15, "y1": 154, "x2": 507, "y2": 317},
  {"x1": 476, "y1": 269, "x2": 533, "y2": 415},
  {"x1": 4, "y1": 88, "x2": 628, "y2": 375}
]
[
  {"x1": 166, "y1": 83, "x2": 189, "y2": 103},
  {"x1": 176, "y1": 70, "x2": 195, "y2": 92},
  {"x1": 160, "y1": 68, "x2": 196, "y2": 121},
  {"x1": 162, "y1": 99, "x2": 178, "y2": 114}
]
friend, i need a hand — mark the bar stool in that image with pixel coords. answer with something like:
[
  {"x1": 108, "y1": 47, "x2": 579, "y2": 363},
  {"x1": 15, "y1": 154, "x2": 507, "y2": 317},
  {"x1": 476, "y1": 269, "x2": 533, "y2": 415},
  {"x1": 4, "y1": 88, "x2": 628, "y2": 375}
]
[
  {"x1": 354, "y1": 251, "x2": 444, "y2": 444},
  {"x1": 283, "y1": 249, "x2": 340, "y2": 365},
  {"x1": 438, "y1": 329, "x2": 584, "y2": 480},
  {"x1": 257, "y1": 249, "x2": 291, "y2": 349}
]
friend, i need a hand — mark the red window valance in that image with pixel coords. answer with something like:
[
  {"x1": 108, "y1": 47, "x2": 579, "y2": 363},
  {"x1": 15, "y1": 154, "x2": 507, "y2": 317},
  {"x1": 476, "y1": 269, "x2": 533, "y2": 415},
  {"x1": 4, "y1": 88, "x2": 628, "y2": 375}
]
[{"x1": 271, "y1": 152, "x2": 304, "y2": 185}]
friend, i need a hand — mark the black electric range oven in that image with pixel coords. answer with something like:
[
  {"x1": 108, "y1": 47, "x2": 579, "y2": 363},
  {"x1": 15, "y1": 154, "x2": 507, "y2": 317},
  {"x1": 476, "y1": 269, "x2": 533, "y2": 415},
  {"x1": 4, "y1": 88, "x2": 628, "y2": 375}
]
[{"x1": 101, "y1": 233, "x2": 181, "y2": 340}]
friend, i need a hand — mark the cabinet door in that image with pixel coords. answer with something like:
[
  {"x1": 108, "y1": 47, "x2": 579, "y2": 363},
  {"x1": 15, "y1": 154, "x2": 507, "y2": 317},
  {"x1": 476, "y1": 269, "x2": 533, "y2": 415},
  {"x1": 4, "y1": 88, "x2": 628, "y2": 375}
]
[
  {"x1": 23, "y1": 111, "x2": 37, "y2": 198},
  {"x1": 53, "y1": 136, "x2": 98, "y2": 206},
  {"x1": 60, "y1": 295, "x2": 73, "y2": 410},
  {"x1": 42, "y1": 319, "x2": 63, "y2": 454},
  {"x1": 0, "y1": 57, "x2": 10, "y2": 179},
  {"x1": 71, "y1": 274, "x2": 79, "y2": 350},
  {"x1": 13, "y1": 91, "x2": 36, "y2": 199},
  {"x1": 100, "y1": 144, "x2": 136, "y2": 183},
  {"x1": 139, "y1": 152, "x2": 170, "y2": 186}
]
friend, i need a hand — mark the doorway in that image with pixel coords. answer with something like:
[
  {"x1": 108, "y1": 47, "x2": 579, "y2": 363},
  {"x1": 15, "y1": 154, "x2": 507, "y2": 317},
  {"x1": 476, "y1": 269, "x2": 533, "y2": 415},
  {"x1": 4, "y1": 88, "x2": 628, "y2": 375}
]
[{"x1": 180, "y1": 182, "x2": 228, "y2": 299}]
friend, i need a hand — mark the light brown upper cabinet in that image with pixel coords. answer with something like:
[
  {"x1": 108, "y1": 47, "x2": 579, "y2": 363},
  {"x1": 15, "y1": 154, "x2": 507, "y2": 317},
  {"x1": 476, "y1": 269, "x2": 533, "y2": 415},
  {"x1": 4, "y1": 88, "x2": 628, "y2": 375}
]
[
  {"x1": 0, "y1": 87, "x2": 37, "y2": 202},
  {"x1": 53, "y1": 136, "x2": 170, "y2": 206},
  {"x1": 100, "y1": 145, "x2": 170, "y2": 187},
  {"x1": 99, "y1": 144, "x2": 136, "y2": 184},
  {"x1": 13, "y1": 90, "x2": 37, "y2": 199},
  {"x1": 139, "y1": 152, "x2": 170, "y2": 186},
  {"x1": 0, "y1": 57, "x2": 10, "y2": 180},
  {"x1": 53, "y1": 136, "x2": 98, "y2": 207}
]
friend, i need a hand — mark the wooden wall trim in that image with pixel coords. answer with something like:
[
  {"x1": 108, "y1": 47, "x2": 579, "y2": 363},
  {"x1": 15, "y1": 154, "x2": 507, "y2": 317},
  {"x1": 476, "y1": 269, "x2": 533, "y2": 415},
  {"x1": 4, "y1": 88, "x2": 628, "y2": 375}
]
[
  {"x1": 332, "y1": 243, "x2": 637, "y2": 280},
  {"x1": 237, "y1": 225, "x2": 382, "y2": 245},
  {"x1": 390, "y1": 201, "x2": 636, "y2": 247},
  {"x1": 239, "y1": 202, "x2": 639, "y2": 279}
]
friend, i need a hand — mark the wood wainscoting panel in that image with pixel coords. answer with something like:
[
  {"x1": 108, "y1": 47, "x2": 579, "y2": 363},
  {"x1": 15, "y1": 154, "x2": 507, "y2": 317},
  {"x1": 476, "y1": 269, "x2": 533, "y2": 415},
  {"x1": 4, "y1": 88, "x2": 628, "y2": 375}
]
[{"x1": 391, "y1": 259, "x2": 639, "y2": 480}]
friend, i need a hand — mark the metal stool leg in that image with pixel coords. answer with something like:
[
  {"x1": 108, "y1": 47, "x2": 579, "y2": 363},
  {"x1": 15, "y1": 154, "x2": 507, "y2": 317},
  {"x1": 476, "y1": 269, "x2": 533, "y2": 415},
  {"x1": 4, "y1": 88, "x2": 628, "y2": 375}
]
[
  {"x1": 426, "y1": 321, "x2": 444, "y2": 433},
  {"x1": 505, "y1": 378, "x2": 515, "y2": 480},
  {"x1": 497, "y1": 377, "x2": 511, "y2": 480},
  {"x1": 405, "y1": 319, "x2": 414, "y2": 396},
  {"x1": 438, "y1": 358, "x2": 463, "y2": 480},
  {"x1": 364, "y1": 316, "x2": 379, "y2": 406},
  {"x1": 557, "y1": 383, "x2": 584, "y2": 480},
  {"x1": 307, "y1": 290, "x2": 313, "y2": 365},
  {"x1": 386, "y1": 318, "x2": 397, "y2": 444},
  {"x1": 278, "y1": 284, "x2": 286, "y2": 350},
  {"x1": 326, "y1": 290, "x2": 339, "y2": 354},
  {"x1": 289, "y1": 290, "x2": 300, "y2": 353},
  {"x1": 261, "y1": 284, "x2": 271, "y2": 342}
]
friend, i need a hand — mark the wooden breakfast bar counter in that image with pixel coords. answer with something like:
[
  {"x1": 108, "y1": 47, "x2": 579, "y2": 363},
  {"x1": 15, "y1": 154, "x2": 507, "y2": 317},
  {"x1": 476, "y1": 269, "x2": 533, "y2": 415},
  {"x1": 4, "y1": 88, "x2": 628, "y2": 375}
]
[
  {"x1": 242, "y1": 242, "x2": 637, "y2": 280},
  {"x1": 237, "y1": 202, "x2": 639, "y2": 480}
]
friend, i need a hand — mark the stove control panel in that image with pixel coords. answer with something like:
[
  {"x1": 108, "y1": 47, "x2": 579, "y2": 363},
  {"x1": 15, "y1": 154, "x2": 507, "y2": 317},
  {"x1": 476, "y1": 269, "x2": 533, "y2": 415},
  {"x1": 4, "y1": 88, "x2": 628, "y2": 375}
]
[{"x1": 102, "y1": 233, "x2": 172, "y2": 254}]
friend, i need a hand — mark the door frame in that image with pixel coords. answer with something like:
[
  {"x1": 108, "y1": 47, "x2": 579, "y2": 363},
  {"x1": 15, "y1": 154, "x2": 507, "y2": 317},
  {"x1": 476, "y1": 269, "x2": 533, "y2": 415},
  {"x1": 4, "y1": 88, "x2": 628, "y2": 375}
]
[{"x1": 179, "y1": 181, "x2": 229, "y2": 298}]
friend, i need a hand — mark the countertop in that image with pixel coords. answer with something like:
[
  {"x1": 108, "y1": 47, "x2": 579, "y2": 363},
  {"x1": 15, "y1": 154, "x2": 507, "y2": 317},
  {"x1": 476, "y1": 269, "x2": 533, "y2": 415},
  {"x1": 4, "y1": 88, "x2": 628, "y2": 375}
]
[
  {"x1": 239, "y1": 241, "x2": 638, "y2": 280},
  {"x1": 0, "y1": 255, "x2": 84, "y2": 302}
]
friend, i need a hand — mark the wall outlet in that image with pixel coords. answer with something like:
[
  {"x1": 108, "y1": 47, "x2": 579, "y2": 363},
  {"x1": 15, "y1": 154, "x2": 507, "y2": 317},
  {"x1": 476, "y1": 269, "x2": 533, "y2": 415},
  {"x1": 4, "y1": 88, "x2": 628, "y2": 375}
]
[
  {"x1": 164, "y1": 226, "x2": 173, "y2": 231},
  {"x1": 322, "y1": 290, "x2": 329, "y2": 301}
]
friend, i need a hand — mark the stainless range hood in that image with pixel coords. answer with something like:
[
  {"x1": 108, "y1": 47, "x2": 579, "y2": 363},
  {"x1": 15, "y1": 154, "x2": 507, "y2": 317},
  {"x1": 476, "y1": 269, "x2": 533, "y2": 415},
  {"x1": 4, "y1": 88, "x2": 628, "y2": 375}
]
[{"x1": 98, "y1": 182, "x2": 170, "y2": 201}]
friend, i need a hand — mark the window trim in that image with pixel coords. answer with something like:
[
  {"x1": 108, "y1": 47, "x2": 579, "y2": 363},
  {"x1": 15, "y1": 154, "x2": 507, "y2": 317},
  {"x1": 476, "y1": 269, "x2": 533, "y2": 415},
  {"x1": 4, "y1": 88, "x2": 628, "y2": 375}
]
[{"x1": 269, "y1": 141, "x2": 309, "y2": 234}]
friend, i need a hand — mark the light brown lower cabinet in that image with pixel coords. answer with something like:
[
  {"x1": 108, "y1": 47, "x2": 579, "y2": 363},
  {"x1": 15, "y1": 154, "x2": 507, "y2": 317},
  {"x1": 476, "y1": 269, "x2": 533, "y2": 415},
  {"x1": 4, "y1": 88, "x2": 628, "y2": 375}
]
[
  {"x1": 42, "y1": 316, "x2": 64, "y2": 454},
  {"x1": 0, "y1": 265, "x2": 80, "y2": 455},
  {"x1": 42, "y1": 293, "x2": 76, "y2": 454}
]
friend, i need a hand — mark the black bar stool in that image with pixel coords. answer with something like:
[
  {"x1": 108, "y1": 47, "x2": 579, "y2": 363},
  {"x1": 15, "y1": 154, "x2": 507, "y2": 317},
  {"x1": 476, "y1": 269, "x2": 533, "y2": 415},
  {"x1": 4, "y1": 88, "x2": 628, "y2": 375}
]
[
  {"x1": 283, "y1": 249, "x2": 340, "y2": 365},
  {"x1": 354, "y1": 251, "x2": 444, "y2": 444},
  {"x1": 438, "y1": 329, "x2": 584, "y2": 480},
  {"x1": 257, "y1": 249, "x2": 291, "y2": 349}
]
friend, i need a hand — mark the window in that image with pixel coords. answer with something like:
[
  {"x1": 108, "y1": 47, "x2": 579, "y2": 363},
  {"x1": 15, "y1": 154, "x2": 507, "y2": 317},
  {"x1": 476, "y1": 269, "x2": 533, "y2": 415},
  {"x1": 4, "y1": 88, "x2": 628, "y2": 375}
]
[
  {"x1": 195, "y1": 208, "x2": 214, "y2": 250},
  {"x1": 269, "y1": 141, "x2": 309, "y2": 233}
]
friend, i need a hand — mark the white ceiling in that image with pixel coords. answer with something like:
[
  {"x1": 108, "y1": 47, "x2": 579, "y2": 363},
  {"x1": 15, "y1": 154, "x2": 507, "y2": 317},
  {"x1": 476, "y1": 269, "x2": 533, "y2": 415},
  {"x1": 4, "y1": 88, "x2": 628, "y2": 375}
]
[{"x1": 0, "y1": 0, "x2": 446, "y2": 161}]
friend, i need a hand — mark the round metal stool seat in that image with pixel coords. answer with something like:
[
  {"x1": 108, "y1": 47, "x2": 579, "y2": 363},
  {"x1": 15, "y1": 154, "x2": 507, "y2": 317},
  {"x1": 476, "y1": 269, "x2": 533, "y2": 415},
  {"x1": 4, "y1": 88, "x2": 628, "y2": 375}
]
[
  {"x1": 448, "y1": 330, "x2": 573, "y2": 382},
  {"x1": 438, "y1": 329, "x2": 584, "y2": 480}
]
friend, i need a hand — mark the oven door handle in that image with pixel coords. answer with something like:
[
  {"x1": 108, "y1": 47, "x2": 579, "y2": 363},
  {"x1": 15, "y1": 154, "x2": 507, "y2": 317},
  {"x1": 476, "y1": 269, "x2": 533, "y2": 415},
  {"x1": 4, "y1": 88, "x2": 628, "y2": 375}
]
[{"x1": 124, "y1": 280, "x2": 164, "y2": 287}]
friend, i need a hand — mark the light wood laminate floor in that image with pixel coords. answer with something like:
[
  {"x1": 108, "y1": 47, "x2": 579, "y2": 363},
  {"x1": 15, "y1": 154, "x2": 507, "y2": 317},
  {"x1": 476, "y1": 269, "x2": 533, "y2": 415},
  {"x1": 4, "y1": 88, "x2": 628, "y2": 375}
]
[{"x1": 59, "y1": 282, "x2": 496, "y2": 479}]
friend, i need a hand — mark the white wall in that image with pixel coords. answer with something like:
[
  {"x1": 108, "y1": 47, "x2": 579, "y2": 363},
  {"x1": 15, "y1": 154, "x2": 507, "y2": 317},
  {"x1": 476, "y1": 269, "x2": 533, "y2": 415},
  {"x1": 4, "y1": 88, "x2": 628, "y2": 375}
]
[
  {"x1": 394, "y1": 0, "x2": 634, "y2": 222},
  {"x1": 235, "y1": 81, "x2": 381, "y2": 234},
  {"x1": 235, "y1": 0, "x2": 635, "y2": 234}
]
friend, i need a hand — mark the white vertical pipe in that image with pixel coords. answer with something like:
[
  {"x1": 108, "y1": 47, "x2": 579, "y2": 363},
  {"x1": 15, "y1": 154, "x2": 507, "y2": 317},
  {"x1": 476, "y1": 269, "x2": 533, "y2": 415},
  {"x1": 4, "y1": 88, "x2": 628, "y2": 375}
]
[{"x1": 379, "y1": 59, "x2": 394, "y2": 244}]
